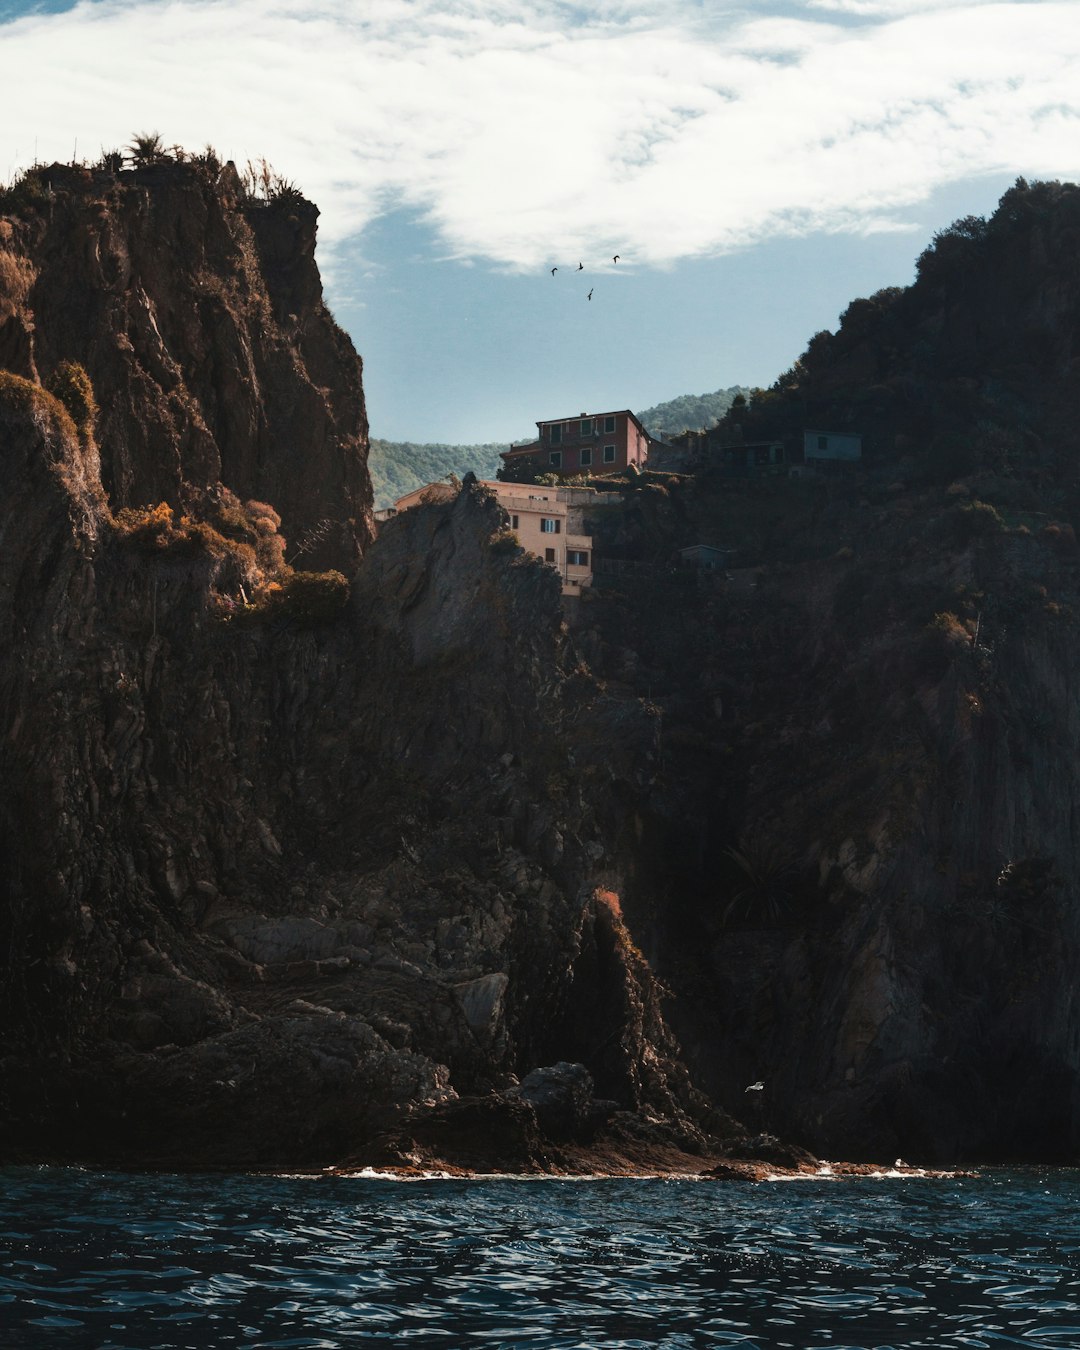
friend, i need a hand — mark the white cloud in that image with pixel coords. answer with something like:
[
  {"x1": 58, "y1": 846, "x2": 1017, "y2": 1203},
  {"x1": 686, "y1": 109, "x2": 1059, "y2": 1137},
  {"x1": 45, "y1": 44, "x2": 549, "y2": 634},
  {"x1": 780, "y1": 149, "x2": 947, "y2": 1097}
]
[{"x1": 1, "y1": 0, "x2": 1078, "y2": 272}]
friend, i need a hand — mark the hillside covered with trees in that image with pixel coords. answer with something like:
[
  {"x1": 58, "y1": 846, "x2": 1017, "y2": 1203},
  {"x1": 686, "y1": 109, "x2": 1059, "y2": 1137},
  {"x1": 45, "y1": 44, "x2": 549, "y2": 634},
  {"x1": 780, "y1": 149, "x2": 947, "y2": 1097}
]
[
  {"x1": 369, "y1": 440, "x2": 509, "y2": 508},
  {"x1": 637, "y1": 386, "x2": 753, "y2": 438}
]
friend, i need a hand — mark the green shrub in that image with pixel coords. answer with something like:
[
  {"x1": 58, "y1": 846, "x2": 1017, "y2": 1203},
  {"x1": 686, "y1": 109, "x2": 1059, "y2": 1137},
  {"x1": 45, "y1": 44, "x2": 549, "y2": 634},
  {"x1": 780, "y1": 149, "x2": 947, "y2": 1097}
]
[
  {"x1": 488, "y1": 527, "x2": 520, "y2": 555},
  {"x1": 0, "y1": 168, "x2": 50, "y2": 216}
]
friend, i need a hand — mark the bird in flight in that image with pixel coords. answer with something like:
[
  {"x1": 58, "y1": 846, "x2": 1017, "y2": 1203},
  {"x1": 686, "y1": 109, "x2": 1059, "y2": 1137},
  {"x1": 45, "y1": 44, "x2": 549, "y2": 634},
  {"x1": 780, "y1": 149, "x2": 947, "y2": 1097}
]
[
  {"x1": 613, "y1": 254, "x2": 620, "y2": 264},
  {"x1": 587, "y1": 288, "x2": 593, "y2": 301},
  {"x1": 578, "y1": 262, "x2": 584, "y2": 271},
  {"x1": 745, "y1": 1080, "x2": 764, "y2": 1092},
  {"x1": 551, "y1": 267, "x2": 558, "y2": 276}
]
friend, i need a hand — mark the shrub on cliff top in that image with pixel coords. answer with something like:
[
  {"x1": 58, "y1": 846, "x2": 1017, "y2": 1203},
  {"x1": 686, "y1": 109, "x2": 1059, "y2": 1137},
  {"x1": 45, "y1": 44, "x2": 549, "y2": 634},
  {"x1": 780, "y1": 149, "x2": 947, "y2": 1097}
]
[
  {"x1": 0, "y1": 167, "x2": 50, "y2": 217},
  {"x1": 45, "y1": 361, "x2": 97, "y2": 449},
  {"x1": 126, "y1": 131, "x2": 167, "y2": 167}
]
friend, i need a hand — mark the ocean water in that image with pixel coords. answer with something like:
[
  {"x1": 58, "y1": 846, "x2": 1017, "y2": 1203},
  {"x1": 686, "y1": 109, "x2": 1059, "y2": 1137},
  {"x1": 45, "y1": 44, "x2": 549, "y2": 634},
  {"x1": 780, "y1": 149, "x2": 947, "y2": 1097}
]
[{"x1": 2, "y1": 1167, "x2": 1078, "y2": 1349}]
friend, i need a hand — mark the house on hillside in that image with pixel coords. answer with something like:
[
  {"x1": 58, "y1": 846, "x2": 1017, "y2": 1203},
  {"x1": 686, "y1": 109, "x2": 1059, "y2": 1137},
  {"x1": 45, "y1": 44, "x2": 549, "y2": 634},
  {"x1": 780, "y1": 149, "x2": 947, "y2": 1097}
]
[
  {"x1": 500, "y1": 410, "x2": 656, "y2": 480},
  {"x1": 803, "y1": 431, "x2": 862, "y2": 465},
  {"x1": 679, "y1": 544, "x2": 733, "y2": 571},
  {"x1": 392, "y1": 479, "x2": 618, "y2": 595}
]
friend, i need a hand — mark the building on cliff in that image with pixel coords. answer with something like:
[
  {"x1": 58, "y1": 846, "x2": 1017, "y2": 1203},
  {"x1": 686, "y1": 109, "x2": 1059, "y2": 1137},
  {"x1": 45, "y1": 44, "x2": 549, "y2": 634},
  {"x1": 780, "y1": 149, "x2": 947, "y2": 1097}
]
[
  {"x1": 500, "y1": 410, "x2": 656, "y2": 480},
  {"x1": 390, "y1": 480, "x2": 615, "y2": 594}
]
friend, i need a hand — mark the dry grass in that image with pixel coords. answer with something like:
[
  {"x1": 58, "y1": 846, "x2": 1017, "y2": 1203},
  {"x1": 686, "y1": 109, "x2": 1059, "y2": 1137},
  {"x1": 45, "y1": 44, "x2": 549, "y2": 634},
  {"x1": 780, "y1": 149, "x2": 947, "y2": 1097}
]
[{"x1": 0, "y1": 250, "x2": 36, "y2": 321}]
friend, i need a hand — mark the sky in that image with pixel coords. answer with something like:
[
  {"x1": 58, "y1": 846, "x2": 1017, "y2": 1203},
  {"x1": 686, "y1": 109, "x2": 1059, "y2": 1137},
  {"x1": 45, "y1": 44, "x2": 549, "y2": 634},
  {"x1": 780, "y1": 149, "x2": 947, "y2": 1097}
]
[{"x1": 1, "y1": 0, "x2": 1078, "y2": 443}]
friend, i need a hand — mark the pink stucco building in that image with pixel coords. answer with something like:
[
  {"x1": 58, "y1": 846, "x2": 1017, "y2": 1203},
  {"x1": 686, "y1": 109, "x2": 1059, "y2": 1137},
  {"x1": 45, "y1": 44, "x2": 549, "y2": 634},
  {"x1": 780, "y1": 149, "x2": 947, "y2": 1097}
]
[
  {"x1": 389, "y1": 479, "x2": 616, "y2": 595},
  {"x1": 500, "y1": 410, "x2": 654, "y2": 480}
]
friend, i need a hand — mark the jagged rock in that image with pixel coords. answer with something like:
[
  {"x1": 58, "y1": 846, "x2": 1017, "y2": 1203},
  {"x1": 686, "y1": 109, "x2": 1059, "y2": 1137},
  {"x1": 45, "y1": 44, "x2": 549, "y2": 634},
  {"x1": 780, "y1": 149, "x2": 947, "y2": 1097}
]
[
  {"x1": 723, "y1": 1134, "x2": 819, "y2": 1169},
  {"x1": 507, "y1": 1062, "x2": 612, "y2": 1141},
  {"x1": 453, "y1": 972, "x2": 509, "y2": 1045}
]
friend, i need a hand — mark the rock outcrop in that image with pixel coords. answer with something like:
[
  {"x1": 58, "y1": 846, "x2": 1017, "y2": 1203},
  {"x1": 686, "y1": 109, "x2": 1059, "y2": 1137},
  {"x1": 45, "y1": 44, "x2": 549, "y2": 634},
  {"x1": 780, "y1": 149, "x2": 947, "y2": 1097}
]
[{"x1": 0, "y1": 158, "x2": 718, "y2": 1167}]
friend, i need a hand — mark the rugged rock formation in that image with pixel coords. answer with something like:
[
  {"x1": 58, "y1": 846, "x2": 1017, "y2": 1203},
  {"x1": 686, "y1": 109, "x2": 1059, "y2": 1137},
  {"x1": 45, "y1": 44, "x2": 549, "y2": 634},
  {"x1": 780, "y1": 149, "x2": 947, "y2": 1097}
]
[
  {"x1": 0, "y1": 158, "x2": 720, "y2": 1168},
  {"x1": 7, "y1": 160, "x2": 1080, "y2": 1170},
  {"x1": 0, "y1": 157, "x2": 370, "y2": 569},
  {"x1": 576, "y1": 179, "x2": 1080, "y2": 1165}
]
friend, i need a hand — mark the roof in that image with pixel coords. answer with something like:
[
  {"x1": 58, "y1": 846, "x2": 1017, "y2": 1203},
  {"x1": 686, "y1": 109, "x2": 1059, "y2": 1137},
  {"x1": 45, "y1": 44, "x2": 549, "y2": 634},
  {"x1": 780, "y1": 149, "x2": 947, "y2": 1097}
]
[{"x1": 535, "y1": 409, "x2": 651, "y2": 438}]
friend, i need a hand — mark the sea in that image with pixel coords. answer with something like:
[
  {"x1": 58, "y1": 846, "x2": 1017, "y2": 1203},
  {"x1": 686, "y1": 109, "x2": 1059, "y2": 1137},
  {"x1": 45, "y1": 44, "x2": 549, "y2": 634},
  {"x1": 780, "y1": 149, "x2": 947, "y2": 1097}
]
[{"x1": 2, "y1": 1166, "x2": 1079, "y2": 1349}]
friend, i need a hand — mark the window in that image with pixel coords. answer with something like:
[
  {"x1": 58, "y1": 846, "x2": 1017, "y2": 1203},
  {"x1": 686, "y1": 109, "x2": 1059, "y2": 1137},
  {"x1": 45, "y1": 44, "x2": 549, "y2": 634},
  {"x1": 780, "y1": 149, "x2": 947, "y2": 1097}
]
[
  {"x1": 549, "y1": 425, "x2": 562, "y2": 445},
  {"x1": 580, "y1": 418, "x2": 593, "y2": 436},
  {"x1": 511, "y1": 515, "x2": 519, "y2": 529},
  {"x1": 545, "y1": 547, "x2": 556, "y2": 562},
  {"x1": 540, "y1": 518, "x2": 561, "y2": 534},
  {"x1": 817, "y1": 435, "x2": 828, "y2": 451},
  {"x1": 567, "y1": 549, "x2": 589, "y2": 566},
  {"x1": 604, "y1": 416, "x2": 616, "y2": 433},
  {"x1": 603, "y1": 444, "x2": 616, "y2": 463},
  {"x1": 549, "y1": 451, "x2": 562, "y2": 467},
  {"x1": 579, "y1": 446, "x2": 592, "y2": 466}
]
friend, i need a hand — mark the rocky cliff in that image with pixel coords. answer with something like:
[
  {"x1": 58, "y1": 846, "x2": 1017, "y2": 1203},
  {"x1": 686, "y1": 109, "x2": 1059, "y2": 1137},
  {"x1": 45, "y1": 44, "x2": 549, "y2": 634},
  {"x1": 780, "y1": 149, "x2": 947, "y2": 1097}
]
[
  {"x1": 6, "y1": 159, "x2": 1079, "y2": 1171},
  {"x1": 575, "y1": 178, "x2": 1080, "y2": 1165},
  {"x1": 0, "y1": 158, "x2": 720, "y2": 1170}
]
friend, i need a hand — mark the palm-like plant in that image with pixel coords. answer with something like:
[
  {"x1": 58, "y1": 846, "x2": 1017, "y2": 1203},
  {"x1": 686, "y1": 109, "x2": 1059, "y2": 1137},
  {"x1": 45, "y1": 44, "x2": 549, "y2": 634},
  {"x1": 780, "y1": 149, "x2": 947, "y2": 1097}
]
[{"x1": 126, "y1": 131, "x2": 166, "y2": 167}]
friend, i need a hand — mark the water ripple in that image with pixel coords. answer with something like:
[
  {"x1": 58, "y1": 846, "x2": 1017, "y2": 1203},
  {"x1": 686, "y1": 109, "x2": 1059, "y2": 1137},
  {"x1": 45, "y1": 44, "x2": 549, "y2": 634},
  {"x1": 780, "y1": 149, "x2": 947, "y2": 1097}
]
[{"x1": 0, "y1": 1168, "x2": 1078, "y2": 1348}]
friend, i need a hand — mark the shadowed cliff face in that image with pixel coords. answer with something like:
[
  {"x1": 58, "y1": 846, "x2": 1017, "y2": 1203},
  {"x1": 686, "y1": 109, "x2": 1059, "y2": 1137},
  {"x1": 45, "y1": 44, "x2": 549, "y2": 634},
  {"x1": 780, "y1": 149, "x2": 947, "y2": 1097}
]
[
  {"x1": 0, "y1": 160, "x2": 722, "y2": 1169},
  {"x1": 0, "y1": 364, "x2": 709, "y2": 1166},
  {"x1": 0, "y1": 160, "x2": 370, "y2": 570},
  {"x1": 576, "y1": 180, "x2": 1080, "y2": 1165}
]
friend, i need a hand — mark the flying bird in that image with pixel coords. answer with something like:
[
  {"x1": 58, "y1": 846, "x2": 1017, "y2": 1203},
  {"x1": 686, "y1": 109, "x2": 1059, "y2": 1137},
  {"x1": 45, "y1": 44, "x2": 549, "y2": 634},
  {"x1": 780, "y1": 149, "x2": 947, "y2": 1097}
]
[
  {"x1": 587, "y1": 288, "x2": 593, "y2": 301},
  {"x1": 745, "y1": 1080, "x2": 764, "y2": 1092},
  {"x1": 551, "y1": 267, "x2": 558, "y2": 276},
  {"x1": 613, "y1": 254, "x2": 620, "y2": 263},
  {"x1": 578, "y1": 262, "x2": 583, "y2": 270}
]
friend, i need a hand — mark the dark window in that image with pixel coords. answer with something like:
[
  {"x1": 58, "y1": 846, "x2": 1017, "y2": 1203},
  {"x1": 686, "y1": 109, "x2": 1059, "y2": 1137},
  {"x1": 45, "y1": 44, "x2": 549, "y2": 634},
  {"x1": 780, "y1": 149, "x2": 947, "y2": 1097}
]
[
  {"x1": 567, "y1": 549, "x2": 589, "y2": 566},
  {"x1": 549, "y1": 451, "x2": 562, "y2": 467},
  {"x1": 603, "y1": 444, "x2": 616, "y2": 463},
  {"x1": 817, "y1": 435, "x2": 828, "y2": 451},
  {"x1": 545, "y1": 547, "x2": 556, "y2": 562},
  {"x1": 511, "y1": 515, "x2": 519, "y2": 528},
  {"x1": 550, "y1": 425, "x2": 562, "y2": 446},
  {"x1": 579, "y1": 446, "x2": 592, "y2": 466},
  {"x1": 754, "y1": 446, "x2": 769, "y2": 466},
  {"x1": 580, "y1": 418, "x2": 593, "y2": 436},
  {"x1": 604, "y1": 416, "x2": 616, "y2": 433}
]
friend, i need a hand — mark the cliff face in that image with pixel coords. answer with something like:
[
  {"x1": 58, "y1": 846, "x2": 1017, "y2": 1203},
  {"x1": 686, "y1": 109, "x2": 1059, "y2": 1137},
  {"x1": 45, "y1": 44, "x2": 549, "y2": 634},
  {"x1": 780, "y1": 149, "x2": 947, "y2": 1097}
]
[
  {"x1": 0, "y1": 160, "x2": 713, "y2": 1168},
  {"x1": 0, "y1": 158, "x2": 370, "y2": 569},
  {"x1": 8, "y1": 160, "x2": 1080, "y2": 1170},
  {"x1": 577, "y1": 179, "x2": 1080, "y2": 1164}
]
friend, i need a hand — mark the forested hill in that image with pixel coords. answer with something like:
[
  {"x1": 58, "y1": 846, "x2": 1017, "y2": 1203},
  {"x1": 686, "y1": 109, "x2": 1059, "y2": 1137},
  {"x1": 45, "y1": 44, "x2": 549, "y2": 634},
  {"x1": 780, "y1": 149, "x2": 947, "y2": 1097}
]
[
  {"x1": 369, "y1": 439, "x2": 509, "y2": 509},
  {"x1": 637, "y1": 386, "x2": 753, "y2": 437}
]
